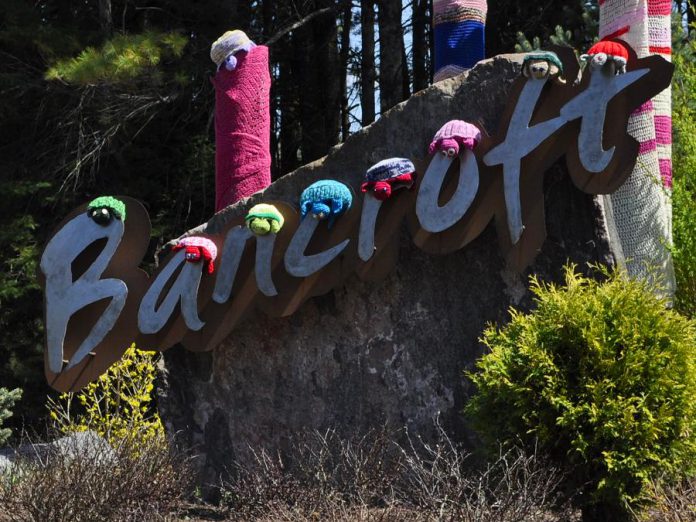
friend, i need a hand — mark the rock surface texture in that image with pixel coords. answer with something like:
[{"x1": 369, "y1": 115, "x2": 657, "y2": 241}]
[{"x1": 158, "y1": 54, "x2": 620, "y2": 485}]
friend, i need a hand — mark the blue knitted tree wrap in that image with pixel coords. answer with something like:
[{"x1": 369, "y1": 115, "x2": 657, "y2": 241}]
[{"x1": 433, "y1": 0, "x2": 487, "y2": 82}]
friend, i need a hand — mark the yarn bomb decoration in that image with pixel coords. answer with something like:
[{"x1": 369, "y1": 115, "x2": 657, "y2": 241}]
[
  {"x1": 299, "y1": 180, "x2": 353, "y2": 228},
  {"x1": 429, "y1": 120, "x2": 482, "y2": 158},
  {"x1": 87, "y1": 196, "x2": 126, "y2": 226},
  {"x1": 361, "y1": 158, "x2": 416, "y2": 201},
  {"x1": 581, "y1": 40, "x2": 630, "y2": 75},
  {"x1": 210, "y1": 29, "x2": 256, "y2": 71},
  {"x1": 522, "y1": 51, "x2": 566, "y2": 84},
  {"x1": 245, "y1": 203, "x2": 285, "y2": 235},
  {"x1": 172, "y1": 236, "x2": 218, "y2": 274}
]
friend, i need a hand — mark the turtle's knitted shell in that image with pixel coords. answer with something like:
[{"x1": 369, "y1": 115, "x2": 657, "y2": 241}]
[
  {"x1": 364, "y1": 158, "x2": 416, "y2": 183},
  {"x1": 176, "y1": 236, "x2": 218, "y2": 261},
  {"x1": 245, "y1": 204, "x2": 284, "y2": 227},
  {"x1": 87, "y1": 196, "x2": 126, "y2": 221},
  {"x1": 299, "y1": 180, "x2": 352, "y2": 218},
  {"x1": 523, "y1": 51, "x2": 564, "y2": 73},
  {"x1": 432, "y1": 120, "x2": 481, "y2": 146},
  {"x1": 210, "y1": 30, "x2": 253, "y2": 67},
  {"x1": 586, "y1": 40, "x2": 629, "y2": 62}
]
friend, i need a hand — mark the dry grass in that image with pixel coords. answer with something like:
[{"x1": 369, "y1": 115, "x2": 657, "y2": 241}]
[
  {"x1": 641, "y1": 477, "x2": 696, "y2": 522},
  {"x1": 0, "y1": 433, "x2": 192, "y2": 522},
  {"x1": 219, "y1": 424, "x2": 579, "y2": 521}
]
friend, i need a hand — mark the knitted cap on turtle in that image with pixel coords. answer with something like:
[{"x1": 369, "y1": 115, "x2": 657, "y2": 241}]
[
  {"x1": 586, "y1": 40, "x2": 629, "y2": 62},
  {"x1": 364, "y1": 158, "x2": 416, "y2": 183},
  {"x1": 176, "y1": 236, "x2": 218, "y2": 261},
  {"x1": 523, "y1": 51, "x2": 564, "y2": 73},
  {"x1": 299, "y1": 180, "x2": 353, "y2": 218},
  {"x1": 211, "y1": 30, "x2": 253, "y2": 67},
  {"x1": 87, "y1": 196, "x2": 126, "y2": 221},
  {"x1": 245, "y1": 203, "x2": 285, "y2": 228}
]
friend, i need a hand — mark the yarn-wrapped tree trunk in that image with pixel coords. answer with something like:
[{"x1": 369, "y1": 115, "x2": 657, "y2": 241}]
[
  {"x1": 432, "y1": 0, "x2": 488, "y2": 82},
  {"x1": 212, "y1": 45, "x2": 272, "y2": 211},
  {"x1": 599, "y1": 0, "x2": 673, "y2": 289}
]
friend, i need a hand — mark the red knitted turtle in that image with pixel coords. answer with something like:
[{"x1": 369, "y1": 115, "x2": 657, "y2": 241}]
[
  {"x1": 172, "y1": 236, "x2": 218, "y2": 274},
  {"x1": 581, "y1": 40, "x2": 630, "y2": 74}
]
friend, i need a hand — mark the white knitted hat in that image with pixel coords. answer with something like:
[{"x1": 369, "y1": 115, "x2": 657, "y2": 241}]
[{"x1": 210, "y1": 30, "x2": 254, "y2": 68}]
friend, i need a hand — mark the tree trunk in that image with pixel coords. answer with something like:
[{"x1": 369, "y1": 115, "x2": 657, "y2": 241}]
[
  {"x1": 318, "y1": 1, "x2": 341, "y2": 151},
  {"x1": 296, "y1": 3, "x2": 340, "y2": 163},
  {"x1": 98, "y1": 0, "x2": 113, "y2": 37},
  {"x1": 340, "y1": 2, "x2": 354, "y2": 141},
  {"x1": 360, "y1": 0, "x2": 376, "y2": 125},
  {"x1": 377, "y1": 0, "x2": 407, "y2": 113},
  {"x1": 412, "y1": 0, "x2": 429, "y2": 92}
]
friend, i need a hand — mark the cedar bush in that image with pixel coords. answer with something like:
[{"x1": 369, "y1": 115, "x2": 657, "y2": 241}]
[
  {"x1": 672, "y1": 19, "x2": 696, "y2": 318},
  {"x1": 465, "y1": 266, "x2": 696, "y2": 520},
  {"x1": 0, "y1": 387, "x2": 22, "y2": 446}
]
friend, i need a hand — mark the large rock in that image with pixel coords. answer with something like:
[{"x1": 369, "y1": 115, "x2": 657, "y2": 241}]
[
  {"x1": 157, "y1": 54, "x2": 619, "y2": 485},
  {"x1": 0, "y1": 431, "x2": 115, "y2": 474}
]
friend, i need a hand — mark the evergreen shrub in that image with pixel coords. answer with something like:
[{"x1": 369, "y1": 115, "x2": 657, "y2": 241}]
[
  {"x1": 0, "y1": 387, "x2": 22, "y2": 446},
  {"x1": 465, "y1": 266, "x2": 696, "y2": 519}
]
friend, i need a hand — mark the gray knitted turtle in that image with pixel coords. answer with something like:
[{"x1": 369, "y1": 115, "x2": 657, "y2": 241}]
[{"x1": 522, "y1": 51, "x2": 566, "y2": 85}]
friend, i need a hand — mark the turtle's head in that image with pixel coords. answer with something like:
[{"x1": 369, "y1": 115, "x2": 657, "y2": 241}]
[
  {"x1": 88, "y1": 206, "x2": 114, "y2": 226},
  {"x1": 372, "y1": 181, "x2": 392, "y2": 201},
  {"x1": 184, "y1": 246, "x2": 202, "y2": 263},
  {"x1": 311, "y1": 202, "x2": 331, "y2": 220},
  {"x1": 249, "y1": 217, "x2": 272, "y2": 235},
  {"x1": 439, "y1": 138, "x2": 460, "y2": 158},
  {"x1": 526, "y1": 59, "x2": 550, "y2": 79}
]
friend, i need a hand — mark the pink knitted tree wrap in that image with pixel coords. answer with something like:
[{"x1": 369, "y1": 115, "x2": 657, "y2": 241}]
[
  {"x1": 599, "y1": 0, "x2": 673, "y2": 288},
  {"x1": 212, "y1": 45, "x2": 271, "y2": 211}
]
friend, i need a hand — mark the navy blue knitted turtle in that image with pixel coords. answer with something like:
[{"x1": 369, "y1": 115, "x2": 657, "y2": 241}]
[{"x1": 299, "y1": 180, "x2": 352, "y2": 228}]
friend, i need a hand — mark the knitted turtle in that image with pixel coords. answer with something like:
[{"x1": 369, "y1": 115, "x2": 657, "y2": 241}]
[
  {"x1": 245, "y1": 203, "x2": 285, "y2": 235},
  {"x1": 299, "y1": 180, "x2": 352, "y2": 228},
  {"x1": 361, "y1": 158, "x2": 416, "y2": 201},
  {"x1": 86, "y1": 196, "x2": 126, "y2": 226},
  {"x1": 210, "y1": 29, "x2": 256, "y2": 71},
  {"x1": 172, "y1": 236, "x2": 218, "y2": 274},
  {"x1": 522, "y1": 51, "x2": 566, "y2": 84},
  {"x1": 581, "y1": 40, "x2": 629, "y2": 75},
  {"x1": 428, "y1": 120, "x2": 481, "y2": 158}
]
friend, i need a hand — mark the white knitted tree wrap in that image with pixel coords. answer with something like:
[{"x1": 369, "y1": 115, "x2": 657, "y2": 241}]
[{"x1": 599, "y1": 0, "x2": 673, "y2": 290}]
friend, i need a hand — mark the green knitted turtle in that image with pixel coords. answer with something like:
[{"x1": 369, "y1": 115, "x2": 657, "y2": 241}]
[
  {"x1": 245, "y1": 203, "x2": 285, "y2": 235},
  {"x1": 522, "y1": 51, "x2": 565, "y2": 84},
  {"x1": 87, "y1": 196, "x2": 126, "y2": 226}
]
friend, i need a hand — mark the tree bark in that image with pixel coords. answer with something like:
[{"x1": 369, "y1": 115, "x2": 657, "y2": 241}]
[
  {"x1": 98, "y1": 0, "x2": 113, "y2": 37},
  {"x1": 411, "y1": 0, "x2": 429, "y2": 92},
  {"x1": 296, "y1": 2, "x2": 341, "y2": 163},
  {"x1": 340, "y1": 2, "x2": 354, "y2": 141},
  {"x1": 377, "y1": 0, "x2": 407, "y2": 113},
  {"x1": 360, "y1": 0, "x2": 376, "y2": 125}
]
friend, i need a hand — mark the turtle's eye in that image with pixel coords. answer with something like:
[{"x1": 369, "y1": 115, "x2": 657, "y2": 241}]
[{"x1": 89, "y1": 207, "x2": 113, "y2": 226}]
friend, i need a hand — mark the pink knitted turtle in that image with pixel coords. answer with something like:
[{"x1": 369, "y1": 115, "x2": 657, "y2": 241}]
[
  {"x1": 428, "y1": 120, "x2": 481, "y2": 158},
  {"x1": 172, "y1": 236, "x2": 218, "y2": 274}
]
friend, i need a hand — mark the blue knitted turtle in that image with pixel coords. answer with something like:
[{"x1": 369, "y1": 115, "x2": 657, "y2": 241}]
[{"x1": 299, "y1": 180, "x2": 352, "y2": 228}]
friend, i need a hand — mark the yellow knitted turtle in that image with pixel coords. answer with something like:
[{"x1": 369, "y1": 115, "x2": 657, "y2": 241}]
[{"x1": 245, "y1": 204, "x2": 285, "y2": 235}]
